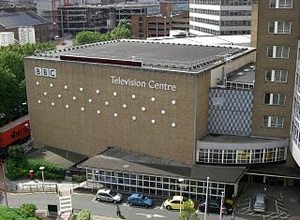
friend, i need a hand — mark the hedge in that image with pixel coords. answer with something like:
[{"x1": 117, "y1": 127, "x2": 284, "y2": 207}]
[{"x1": 6, "y1": 158, "x2": 64, "y2": 180}]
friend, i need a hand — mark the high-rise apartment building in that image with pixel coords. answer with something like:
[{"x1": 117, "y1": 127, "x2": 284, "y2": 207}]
[
  {"x1": 251, "y1": 0, "x2": 300, "y2": 165},
  {"x1": 189, "y1": 0, "x2": 252, "y2": 36}
]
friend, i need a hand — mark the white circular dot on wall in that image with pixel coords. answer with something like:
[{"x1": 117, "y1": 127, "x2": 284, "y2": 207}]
[
  {"x1": 43, "y1": 92, "x2": 47, "y2": 96},
  {"x1": 37, "y1": 100, "x2": 41, "y2": 104},
  {"x1": 64, "y1": 85, "x2": 68, "y2": 90},
  {"x1": 113, "y1": 92, "x2": 118, "y2": 97},
  {"x1": 80, "y1": 107, "x2": 85, "y2": 111},
  {"x1": 131, "y1": 94, "x2": 136, "y2": 99},
  {"x1": 105, "y1": 101, "x2": 109, "y2": 106},
  {"x1": 73, "y1": 96, "x2": 77, "y2": 101},
  {"x1": 96, "y1": 89, "x2": 100, "y2": 94},
  {"x1": 151, "y1": 119, "x2": 156, "y2": 124},
  {"x1": 151, "y1": 97, "x2": 156, "y2": 102},
  {"x1": 122, "y1": 104, "x2": 127, "y2": 109},
  {"x1": 141, "y1": 107, "x2": 146, "y2": 112},
  {"x1": 65, "y1": 104, "x2": 70, "y2": 109},
  {"x1": 161, "y1": 110, "x2": 166, "y2": 115},
  {"x1": 114, "y1": 113, "x2": 118, "y2": 117},
  {"x1": 97, "y1": 110, "x2": 101, "y2": 114},
  {"x1": 171, "y1": 99, "x2": 176, "y2": 105},
  {"x1": 49, "y1": 83, "x2": 53, "y2": 88},
  {"x1": 88, "y1": 98, "x2": 92, "y2": 103},
  {"x1": 79, "y1": 87, "x2": 84, "y2": 92},
  {"x1": 51, "y1": 102, "x2": 55, "y2": 106},
  {"x1": 132, "y1": 116, "x2": 137, "y2": 121},
  {"x1": 58, "y1": 94, "x2": 62, "y2": 98},
  {"x1": 35, "y1": 81, "x2": 39, "y2": 86},
  {"x1": 171, "y1": 122, "x2": 176, "y2": 128}
]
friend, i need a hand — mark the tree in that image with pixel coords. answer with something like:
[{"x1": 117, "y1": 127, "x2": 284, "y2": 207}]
[
  {"x1": 8, "y1": 145, "x2": 23, "y2": 159},
  {"x1": 76, "y1": 210, "x2": 91, "y2": 220},
  {"x1": 19, "y1": 203, "x2": 37, "y2": 218},
  {"x1": 181, "y1": 206, "x2": 200, "y2": 220},
  {"x1": 0, "y1": 43, "x2": 55, "y2": 126},
  {"x1": 73, "y1": 19, "x2": 131, "y2": 45}
]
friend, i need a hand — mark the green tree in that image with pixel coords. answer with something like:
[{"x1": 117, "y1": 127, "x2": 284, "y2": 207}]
[
  {"x1": 73, "y1": 19, "x2": 131, "y2": 45},
  {"x1": 8, "y1": 145, "x2": 23, "y2": 159},
  {"x1": 117, "y1": 19, "x2": 131, "y2": 30},
  {"x1": 0, "y1": 43, "x2": 55, "y2": 126},
  {"x1": 181, "y1": 206, "x2": 200, "y2": 220},
  {"x1": 19, "y1": 203, "x2": 37, "y2": 218},
  {"x1": 76, "y1": 210, "x2": 91, "y2": 220}
]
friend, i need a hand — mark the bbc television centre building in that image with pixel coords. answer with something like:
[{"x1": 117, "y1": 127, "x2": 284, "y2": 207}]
[{"x1": 25, "y1": 39, "x2": 295, "y2": 201}]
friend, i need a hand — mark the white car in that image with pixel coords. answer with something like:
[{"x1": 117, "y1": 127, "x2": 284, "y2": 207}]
[{"x1": 95, "y1": 189, "x2": 123, "y2": 203}]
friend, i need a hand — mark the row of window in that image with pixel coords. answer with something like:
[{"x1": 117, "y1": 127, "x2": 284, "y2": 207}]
[
  {"x1": 190, "y1": 26, "x2": 220, "y2": 35},
  {"x1": 189, "y1": 0, "x2": 293, "y2": 8},
  {"x1": 189, "y1": 0, "x2": 251, "y2": 5},
  {"x1": 86, "y1": 169, "x2": 226, "y2": 199},
  {"x1": 197, "y1": 147, "x2": 286, "y2": 164},
  {"x1": 270, "y1": 0, "x2": 293, "y2": 8},
  {"x1": 267, "y1": 46, "x2": 290, "y2": 59},
  {"x1": 190, "y1": 17, "x2": 220, "y2": 25},
  {"x1": 190, "y1": 9, "x2": 251, "y2": 16},
  {"x1": 264, "y1": 93, "x2": 286, "y2": 106},
  {"x1": 269, "y1": 21, "x2": 292, "y2": 34},
  {"x1": 221, "y1": 20, "x2": 251, "y2": 26},
  {"x1": 263, "y1": 115, "x2": 284, "y2": 128}
]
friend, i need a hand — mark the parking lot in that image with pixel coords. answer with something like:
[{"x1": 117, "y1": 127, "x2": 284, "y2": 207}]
[{"x1": 234, "y1": 183, "x2": 300, "y2": 220}]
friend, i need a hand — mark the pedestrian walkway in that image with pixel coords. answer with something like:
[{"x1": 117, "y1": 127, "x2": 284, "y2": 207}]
[{"x1": 91, "y1": 215, "x2": 120, "y2": 220}]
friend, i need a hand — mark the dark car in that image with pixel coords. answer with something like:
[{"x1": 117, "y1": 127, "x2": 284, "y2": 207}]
[
  {"x1": 198, "y1": 200, "x2": 233, "y2": 215},
  {"x1": 127, "y1": 193, "x2": 154, "y2": 208}
]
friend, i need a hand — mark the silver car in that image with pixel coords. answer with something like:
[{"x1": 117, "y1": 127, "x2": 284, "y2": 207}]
[{"x1": 96, "y1": 189, "x2": 123, "y2": 203}]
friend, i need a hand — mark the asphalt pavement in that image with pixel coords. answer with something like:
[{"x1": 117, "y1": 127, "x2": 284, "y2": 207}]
[{"x1": 1, "y1": 177, "x2": 300, "y2": 220}]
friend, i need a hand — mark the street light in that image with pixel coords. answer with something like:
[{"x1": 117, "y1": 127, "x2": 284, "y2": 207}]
[
  {"x1": 219, "y1": 191, "x2": 225, "y2": 220},
  {"x1": 178, "y1": 178, "x2": 184, "y2": 220},
  {"x1": 39, "y1": 166, "x2": 45, "y2": 192}
]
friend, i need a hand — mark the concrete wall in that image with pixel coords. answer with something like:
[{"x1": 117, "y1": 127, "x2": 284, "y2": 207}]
[
  {"x1": 251, "y1": 0, "x2": 300, "y2": 138},
  {"x1": 25, "y1": 58, "x2": 201, "y2": 164}
]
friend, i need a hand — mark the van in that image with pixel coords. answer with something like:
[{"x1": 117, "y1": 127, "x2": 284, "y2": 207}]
[{"x1": 253, "y1": 194, "x2": 266, "y2": 213}]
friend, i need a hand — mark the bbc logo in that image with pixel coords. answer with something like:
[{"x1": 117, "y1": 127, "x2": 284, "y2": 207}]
[{"x1": 35, "y1": 67, "x2": 57, "y2": 78}]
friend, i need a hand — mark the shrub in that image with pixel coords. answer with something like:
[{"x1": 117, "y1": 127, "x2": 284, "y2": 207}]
[
  {"x1": 72, "y1": 175, "x2": 86, "y2": 182},
  {"x1": 19, "y1": 203, "x2": 37, "y2": 217},
  {"x1": 76, "y1": 210, "x2": 91, "y2": 220}
]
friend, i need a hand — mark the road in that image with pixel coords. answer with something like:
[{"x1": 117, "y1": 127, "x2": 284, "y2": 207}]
[{"x1": 0, "y1": 191, "x2": 252, "y2": 220}]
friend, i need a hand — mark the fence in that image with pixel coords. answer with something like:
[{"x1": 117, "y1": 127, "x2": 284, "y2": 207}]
[{"x1": 7, "y1": 183, "x2": 58, "y2": 193}]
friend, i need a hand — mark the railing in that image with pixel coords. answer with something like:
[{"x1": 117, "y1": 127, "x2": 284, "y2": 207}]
[{"x1": 7, "y1": 183, "x2": 58, "y2": 193}]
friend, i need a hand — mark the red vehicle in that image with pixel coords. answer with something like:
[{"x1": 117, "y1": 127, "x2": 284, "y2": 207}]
[{"x1": 0, "y1": 115, "x2": 30, "y2": 148}]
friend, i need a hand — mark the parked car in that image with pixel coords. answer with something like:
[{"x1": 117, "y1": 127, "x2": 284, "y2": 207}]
[
  {"x1": 253, "y1": 194, "x2": 266, "y2": 213},
  {"x1": 163, "y1": 196, "x2": 194, "y2": 210},
  {"x1": 95, "y1": 189, "x2": 123, "y2": 203},
  {"x1": 127, "y1": 193, "x2": 154, "y2": 208},
  {"x1": 198, "y1": 200, "x2": 233, "y2": 215}
]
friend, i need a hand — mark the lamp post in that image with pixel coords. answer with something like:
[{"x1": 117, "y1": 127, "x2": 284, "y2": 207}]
[
  {"x1": 178, "y1": 178, "x2": 184, "y2": 220},
  {"x1": 39, "y1": 166, "x2": 45, "y2": 192},
  {"x1": 219, "y1": 191, "x2": 225, "y2": 220},
  {"x1": 204, "y1": 177, "x2": 210, "y2": 220}
]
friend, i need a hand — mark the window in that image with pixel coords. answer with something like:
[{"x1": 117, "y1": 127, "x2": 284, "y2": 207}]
[
  {"x1": 270, "y1": 0, "x2": 293, "y2": 8},
  {"x1": 268, "y1": 21, "x2": 291, "y2": 34},
  {"x1": 265, "y1": 69, "x2": 288, "y2": 83},
  {"x1": 262, "y1": 116, "x2": 284, "y2": 128},
  {"x1": 267, "y1": 46, "x2": 290, "y2": 58},
  {"x1": 264, "y1": 93, "x2": 286, "y2": 106}
]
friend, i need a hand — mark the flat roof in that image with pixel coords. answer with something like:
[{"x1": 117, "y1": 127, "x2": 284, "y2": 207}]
[
  {"x1": 148, "y1": 35, "x2": 252, "y2": 47},
  {"x1": 0, "y1": 115, "x2": 29, "y2": 133},
  {"x1": 32, "y1": 39, "x2": 251, "y2": 74},
  {"x1": 198, "y1": 134, "x2": 288, "y2": 150},
  {"x1": 79, "y1": 147, "x2": 247, "y2": 184},
  {"x1": 227, "y1": 63, "x2": 255, "y2": 83}
]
